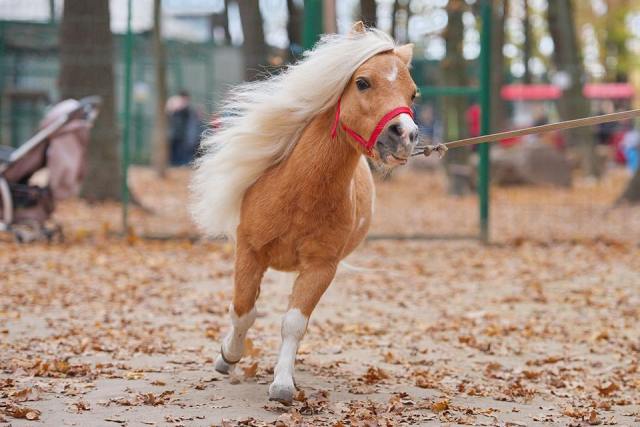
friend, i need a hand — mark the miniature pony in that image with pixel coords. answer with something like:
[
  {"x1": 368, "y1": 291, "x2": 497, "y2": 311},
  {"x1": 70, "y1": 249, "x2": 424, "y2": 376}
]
[{"x1": 191, "y1": 23, "x2": 418, "y2": 404}]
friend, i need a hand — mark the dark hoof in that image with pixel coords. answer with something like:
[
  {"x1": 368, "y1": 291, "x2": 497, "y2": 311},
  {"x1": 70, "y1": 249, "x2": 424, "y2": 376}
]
[{"x1": 268, "y1": 382, "x2": 295, "y2": 405}]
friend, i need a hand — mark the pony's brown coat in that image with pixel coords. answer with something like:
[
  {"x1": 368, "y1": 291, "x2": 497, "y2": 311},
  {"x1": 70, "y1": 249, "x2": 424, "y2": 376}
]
[{"x1": 232, "y1": 50, "x2": 416, "y2": 318}]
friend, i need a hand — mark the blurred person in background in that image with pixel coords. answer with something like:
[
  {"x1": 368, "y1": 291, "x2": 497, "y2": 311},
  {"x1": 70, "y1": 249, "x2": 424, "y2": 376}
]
[
  {"x1": 416, "y1": 104, "x2": 441, "y2": 144},
  {"x1": 595, "y1": 101, "x2": 617, "y2": 146},
  {"x1": 466, "y1": 102, "x2": 481, "y2": 139},
  {"x1": 532, "y1": 107, "x2": 549, "y2": 127},
  {"x1": 620, "y1": 120, "x2": 639, "y2": 173},
  {"x1": 166, "y1": 90, "x2": 204, "y2": 166}
]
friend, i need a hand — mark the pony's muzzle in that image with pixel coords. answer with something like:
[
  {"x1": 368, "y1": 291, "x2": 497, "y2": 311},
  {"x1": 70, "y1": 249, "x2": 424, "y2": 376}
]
[{"x1": 376, "y1": 114, "x2": 419, "y2": 166}]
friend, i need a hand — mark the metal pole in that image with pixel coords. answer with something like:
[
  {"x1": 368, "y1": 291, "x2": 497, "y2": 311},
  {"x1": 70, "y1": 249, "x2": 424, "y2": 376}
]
[
  {"x1": 205, "y1": 42, "x2": 214, "y2": 111},
  {"x1": 49, "y1": 0, "x2": 55, "y2": 24},
  {"x1": 121, "y1": 0, "x2": 133, "y2": 232},
  {"x1": 0, "y1": 22, "x2": 4, "y2": 146},
  {"x1": 302, "y1": 0, "x2": 323, "y2": 50},
  {"x1": 478, "y1": 0, "x2": 492, "y2": 243},
  {"x1": 134, "y1": 53, "x2": 144, "y2": 163}
]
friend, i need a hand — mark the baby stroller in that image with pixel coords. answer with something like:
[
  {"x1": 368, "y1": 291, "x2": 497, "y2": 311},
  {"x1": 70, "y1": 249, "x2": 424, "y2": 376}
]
[{"x1": 0, "y1": 96, "x2": 101, "y2": 242}]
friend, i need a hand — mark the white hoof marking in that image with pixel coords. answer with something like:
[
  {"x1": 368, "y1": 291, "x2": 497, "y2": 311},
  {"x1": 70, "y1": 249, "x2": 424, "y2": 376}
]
[
  {"x1": 214, "y1": 353, "x2": 235, "y2": 375},
  {"x1": 270, "y1": 308, "x2": 308, "y2": 403},
  {"x1": 219, "y1": 304, "x2": 257, "y2": 366},
  {"x1": 268, "y1": 380, "x2": 296, "y2": 405}
]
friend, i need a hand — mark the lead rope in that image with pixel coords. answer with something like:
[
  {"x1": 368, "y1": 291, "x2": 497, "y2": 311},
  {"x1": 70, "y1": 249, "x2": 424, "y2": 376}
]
[{"x1": 414, "y1": 108, "x2": 640, "y2": 158}]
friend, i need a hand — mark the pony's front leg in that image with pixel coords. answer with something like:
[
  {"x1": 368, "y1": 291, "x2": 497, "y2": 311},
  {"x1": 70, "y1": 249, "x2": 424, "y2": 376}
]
[
  {"x1": 269, "y1": 261, "x2": 337, "y2": 404},
  {"x1": 214, "y1": 241, "x2": 266, "y2": 374}
]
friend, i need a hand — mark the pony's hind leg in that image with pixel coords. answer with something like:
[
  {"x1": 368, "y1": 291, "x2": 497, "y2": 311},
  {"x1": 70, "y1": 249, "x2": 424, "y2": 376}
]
[
  {"x1": 214, "y1": 241, "x2": 266, "y2": 374},
  {"x1": 269, "y1": 261, "x2": 337, "y2": 404}
]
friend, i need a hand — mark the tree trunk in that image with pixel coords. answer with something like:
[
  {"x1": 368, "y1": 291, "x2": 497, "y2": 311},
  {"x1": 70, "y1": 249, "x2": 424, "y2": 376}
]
[
  {"x1": 59, "y1": 0, "x2": 120, "y2": 201},
  {"x1": 238, "y1": 0, "x2": 267, "y2": 81},
  {"x1": 390, "y1": 0, "x2": 409, "y2": 44},
  {"x1": 522, "y1": 0, "x2": 532, "y2": 84},
  {"x1": 617, "y1": 167, "x2": 640, "y2": 204},
  {"x1": 152, "y1": 0, "x2": 168, "y2": 177},
  {"x1": 390, "y1": 0, "x2": 399, "y2": 40},
  {"x1": 287, "y1": 0, "x2": 302, "y2": 47},
  {"x1": 490, "y1": 0, "x2": 508, "y2": 133},
  {"x1": 603, "y1": 0, "x2": 631, "y2": 82},
  {"x1": 323, "y1": 0, "x2": 337, "y2": 34},
  {"x1": 359, "y1": 0, "x2": 377, "y2": 28},
  {"x1": 443, "y1": 0, "x2": 472, "y2": 196},
  {"x1": 48, "y1": 0, "x2": 55, "y2": 23},
  {"x1": 547, "y1": 0, "x2": 600, "y2": 178},
  {"x1": 223, "y1": 0, "x2": 232, "y2": 45},
  {"x1": 286, "y1": 0, "x2": 303, "y2": 61},
  {"x1": 405, "y1": 2, "x2": 412, "y2": 43},
  {"x1": 210, "y1": 1, "x2": 232, "y2": 44}
]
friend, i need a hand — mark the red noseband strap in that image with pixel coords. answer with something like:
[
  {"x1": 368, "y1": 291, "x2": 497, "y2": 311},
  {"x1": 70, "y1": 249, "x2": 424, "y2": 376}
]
[{"x1": 330, "y1": 97, "x2": 414, "y2": 156}]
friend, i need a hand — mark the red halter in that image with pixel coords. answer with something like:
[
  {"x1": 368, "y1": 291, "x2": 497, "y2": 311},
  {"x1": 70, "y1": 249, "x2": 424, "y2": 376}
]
[{"x1": 330, "y1": 97, "x2": 414, "y2": 156}]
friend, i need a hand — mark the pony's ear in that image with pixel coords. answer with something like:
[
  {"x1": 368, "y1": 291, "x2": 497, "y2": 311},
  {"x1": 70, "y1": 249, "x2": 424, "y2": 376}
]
[
  {"x1": 351, "y1": 21, "x2": 366, "y2": 34},
  {"x1": 395, "y1": 43, "x2": 414, "y2": 65}
]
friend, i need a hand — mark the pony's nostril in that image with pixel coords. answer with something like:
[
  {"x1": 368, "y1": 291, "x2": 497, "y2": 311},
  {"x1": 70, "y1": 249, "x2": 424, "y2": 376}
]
[
  {"x1": 410, "y1": 130, "x2": 418, "y2": 143},
  {"x1": 389, "y1": 124, "x2": 403, "y2": 137}
]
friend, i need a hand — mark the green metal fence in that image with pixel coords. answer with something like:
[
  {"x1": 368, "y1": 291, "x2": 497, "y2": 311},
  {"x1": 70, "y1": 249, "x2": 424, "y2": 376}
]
[{"x1": 0, "y1": 1, "x2": 494, "y2": 241}]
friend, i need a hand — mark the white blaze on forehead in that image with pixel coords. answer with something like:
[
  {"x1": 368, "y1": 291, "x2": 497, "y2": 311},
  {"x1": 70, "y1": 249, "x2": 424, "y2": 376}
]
[{"x1": 386, "y1": 63, "x2": 398, "y2": 82}]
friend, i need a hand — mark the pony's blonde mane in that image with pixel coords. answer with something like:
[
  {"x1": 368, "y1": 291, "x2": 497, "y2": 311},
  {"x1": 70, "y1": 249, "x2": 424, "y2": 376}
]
[{"x1": 190, "y1": 28, "x2": 395, "y2": 238}]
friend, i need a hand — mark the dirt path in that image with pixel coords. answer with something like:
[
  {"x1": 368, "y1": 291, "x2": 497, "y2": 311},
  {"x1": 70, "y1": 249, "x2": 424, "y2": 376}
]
[{"x1": 2, "y1": 237, "x2": 640, "y2": 426}]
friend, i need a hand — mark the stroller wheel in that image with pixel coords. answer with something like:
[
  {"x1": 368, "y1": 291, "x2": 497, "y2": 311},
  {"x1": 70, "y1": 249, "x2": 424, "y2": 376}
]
[
  {"x1": 11, "y1": 221, "x2": 43, "y2": 243},
  {"x1": 43, "y1": 223, "x2": 64, "y2": 243},
  {"x1": 14, "y1": 227, "x2": 37, "y2": 243},
  {"x1": 11, "y1": 220, "x2": 64, "y2": 243}
]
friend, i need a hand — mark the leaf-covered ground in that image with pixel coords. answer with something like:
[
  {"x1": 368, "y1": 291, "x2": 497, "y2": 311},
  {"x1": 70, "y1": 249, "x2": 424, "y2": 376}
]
[
  {"x1": 51, "y1": 166, "x2": 640, "y2": 243},
  {"x1": 1, "y1": 167, "x2": 639, "y2": 426}
]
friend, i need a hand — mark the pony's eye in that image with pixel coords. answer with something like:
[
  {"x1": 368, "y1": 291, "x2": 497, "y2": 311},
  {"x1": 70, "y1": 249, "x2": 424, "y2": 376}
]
[
  {"x1": 356, "y1": 78, "x2": 370, "y2": 91},
  {"x1": 411, "y1": 90, "x2": 419, "y2": 101}
]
